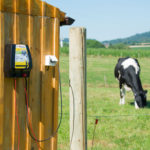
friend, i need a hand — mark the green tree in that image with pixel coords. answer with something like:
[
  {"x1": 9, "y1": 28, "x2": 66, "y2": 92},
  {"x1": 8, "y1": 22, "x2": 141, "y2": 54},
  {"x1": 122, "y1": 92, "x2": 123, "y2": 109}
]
[
  {"x1": 63, "y1": 42, "x2": 69, "y2": 47},
  {"x1": 86, "y1": 39, "x2": 105, "y2": 48},
  {"x1": 109, "y1": 43, "x2": 129, "y2": 49}
]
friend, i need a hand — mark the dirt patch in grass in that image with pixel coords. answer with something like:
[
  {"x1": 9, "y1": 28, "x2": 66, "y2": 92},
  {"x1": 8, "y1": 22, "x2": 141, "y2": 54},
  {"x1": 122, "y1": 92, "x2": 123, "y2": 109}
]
[{"x1": 88, "y1": 139, "x2": 117, "y2": 149}]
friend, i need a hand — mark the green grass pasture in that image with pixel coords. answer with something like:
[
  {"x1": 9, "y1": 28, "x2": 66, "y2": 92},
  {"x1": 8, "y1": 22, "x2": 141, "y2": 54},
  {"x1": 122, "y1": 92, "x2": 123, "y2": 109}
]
[
  {"x1": 60, "y1": 47, "x2": 150, "y2": 58},
  {"x1": 58, "y1": 54, "x2": 150, "y2": 150}
]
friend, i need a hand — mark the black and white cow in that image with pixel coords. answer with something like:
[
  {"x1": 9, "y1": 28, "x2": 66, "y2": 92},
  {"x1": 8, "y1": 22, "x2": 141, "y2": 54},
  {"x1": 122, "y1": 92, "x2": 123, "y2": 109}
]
[{"x1": 114, "y1": 57, "x2": 147, "y2": 109}]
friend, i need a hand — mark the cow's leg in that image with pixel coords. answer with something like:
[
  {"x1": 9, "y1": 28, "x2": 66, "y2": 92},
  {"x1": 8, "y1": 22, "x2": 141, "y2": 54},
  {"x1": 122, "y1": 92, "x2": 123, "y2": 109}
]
[
  {"x1": 135, "y1": 101, "x2": 139, "y2": 109},
  {"x1": 120, "y1": 88, "x2": 126, "y2": 105},
  {"x1": 131, "y1": 87, "x2": 140, "y2": 109},
  {"x1": 119, "y1": 83, "x2": 126, "y2": 105}
]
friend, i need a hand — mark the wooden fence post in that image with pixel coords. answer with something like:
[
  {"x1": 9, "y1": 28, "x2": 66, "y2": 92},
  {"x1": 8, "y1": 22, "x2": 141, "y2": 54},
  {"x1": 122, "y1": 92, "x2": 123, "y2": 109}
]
[{"x1": 69, "y1": 27, "x2": 87, "y2": 150}]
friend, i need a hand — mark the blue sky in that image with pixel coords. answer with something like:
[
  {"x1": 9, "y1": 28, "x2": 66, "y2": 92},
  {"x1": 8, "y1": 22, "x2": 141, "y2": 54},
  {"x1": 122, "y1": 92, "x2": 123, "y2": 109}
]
[{"x1": 45, "y1": 0, "x2": 150, "y2": 42}]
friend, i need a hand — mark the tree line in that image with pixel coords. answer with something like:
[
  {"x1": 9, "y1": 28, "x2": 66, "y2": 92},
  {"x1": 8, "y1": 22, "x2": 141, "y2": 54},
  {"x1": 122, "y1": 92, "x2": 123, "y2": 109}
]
[{"x1": 62, "y1": 39, "x2": 129, "y2": 49}]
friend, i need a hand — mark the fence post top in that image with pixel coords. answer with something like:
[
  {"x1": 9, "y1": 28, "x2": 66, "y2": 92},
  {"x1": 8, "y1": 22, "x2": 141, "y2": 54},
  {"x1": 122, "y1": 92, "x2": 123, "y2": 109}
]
[{"x1": 70, "y1": 27, "x2": 86, "y2": 30}]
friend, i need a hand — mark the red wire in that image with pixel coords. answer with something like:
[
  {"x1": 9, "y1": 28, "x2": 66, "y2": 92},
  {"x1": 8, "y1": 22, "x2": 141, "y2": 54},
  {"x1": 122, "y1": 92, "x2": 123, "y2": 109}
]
[
  {"x1": 24, "y1": 84, "x2": 41, "y2": 150},
  {"x1": 14, "y1": 79, "x2": 20, "y2": 150},
  {"x1": 91, "y1": 119, "x2": 99, "y2": 150}
]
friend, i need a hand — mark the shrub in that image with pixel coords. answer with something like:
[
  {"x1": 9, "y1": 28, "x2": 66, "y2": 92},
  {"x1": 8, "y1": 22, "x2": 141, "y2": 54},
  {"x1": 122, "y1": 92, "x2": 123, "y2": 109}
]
[
  {"x1": 87, "y1": 39, "x2": 105, "y2": 48},
  {"x1": 109, "y1": 43, "x2": 129, "y2": 49}
]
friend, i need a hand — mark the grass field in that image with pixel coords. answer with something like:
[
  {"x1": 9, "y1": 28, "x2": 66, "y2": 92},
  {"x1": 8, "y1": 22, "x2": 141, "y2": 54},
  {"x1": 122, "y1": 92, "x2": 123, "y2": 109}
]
[
  {"x1": 60, "y1": 47, "x2": 150, "y2": 58},
  {"x1": 58, "y1": 54, "x2": 150, "y2": 150}
]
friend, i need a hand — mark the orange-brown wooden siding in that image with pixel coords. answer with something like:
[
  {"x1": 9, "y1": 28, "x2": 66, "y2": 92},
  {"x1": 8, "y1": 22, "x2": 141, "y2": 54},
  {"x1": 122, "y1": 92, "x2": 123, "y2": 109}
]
[{"x1": 0, "y1": 0, "x2": 65, "y2": 149}]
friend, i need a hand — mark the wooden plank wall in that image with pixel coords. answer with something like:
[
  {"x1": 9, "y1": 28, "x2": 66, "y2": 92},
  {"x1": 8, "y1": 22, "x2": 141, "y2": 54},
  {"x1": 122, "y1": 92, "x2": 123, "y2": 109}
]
[
  {"x1": 0, "y1": 0, "x2": 65, "y2": 19},
  {"x1": 0, "y1": 0, "x2": 63, "y2": 149}
]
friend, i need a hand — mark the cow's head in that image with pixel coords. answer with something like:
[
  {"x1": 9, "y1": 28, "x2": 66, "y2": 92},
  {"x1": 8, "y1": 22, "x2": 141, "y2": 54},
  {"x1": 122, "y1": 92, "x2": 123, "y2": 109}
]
[{"x1": 135, "y1": 90, "x2": 147, "y2": 108}]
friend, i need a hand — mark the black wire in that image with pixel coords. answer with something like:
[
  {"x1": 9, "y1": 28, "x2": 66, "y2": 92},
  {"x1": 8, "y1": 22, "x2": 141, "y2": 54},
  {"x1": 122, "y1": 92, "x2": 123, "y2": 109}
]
[
  {"x1": 69, "y1": 80, "x2": 75, "y2": 148},
  {"x1": 25, "y1": 65, "x2": 63, "y2": 142}
]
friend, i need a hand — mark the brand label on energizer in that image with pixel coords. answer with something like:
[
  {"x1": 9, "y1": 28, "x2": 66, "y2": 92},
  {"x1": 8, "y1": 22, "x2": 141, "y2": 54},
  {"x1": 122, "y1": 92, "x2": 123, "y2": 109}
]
[{"x1": 15, "y1": 45, "x2": 29, "y2": 69}]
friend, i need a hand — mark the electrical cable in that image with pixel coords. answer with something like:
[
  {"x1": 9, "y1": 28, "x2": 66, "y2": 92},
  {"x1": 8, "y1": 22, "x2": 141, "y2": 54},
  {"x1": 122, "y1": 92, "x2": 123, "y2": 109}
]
[
  {"x1": 69, "y1": 80, "x2": 75, "y2": 148},
  {"x1": 25, "y1": 65, "x2": 63, "y2": 142},
  {"x1": 14, "y1": 79, "x2": 20, "y2": 150}
]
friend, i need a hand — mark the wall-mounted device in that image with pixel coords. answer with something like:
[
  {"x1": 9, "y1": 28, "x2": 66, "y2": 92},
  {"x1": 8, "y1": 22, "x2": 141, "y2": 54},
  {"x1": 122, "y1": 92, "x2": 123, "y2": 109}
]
[
  {"x1": 60, "y1": 17, "x2": 75, "y2": 26},
  {"x1": 4, "y1": 44, "x2": 32, "y2": 77},
  {"x1": 45, "y1": 55, "x2": 58, "y2": 66}
]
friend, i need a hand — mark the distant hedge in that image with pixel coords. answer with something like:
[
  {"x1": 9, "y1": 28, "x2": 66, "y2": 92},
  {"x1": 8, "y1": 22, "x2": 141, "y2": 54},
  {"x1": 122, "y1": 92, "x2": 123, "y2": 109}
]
[
  {"x1": 60, "y1": 47, "x2": 150, "y2": 58},
  {"x1": 87, "y1": 48, "x2": 150, "y2": 57},
  {"x1": 86, "y1": 39, "x2": 105, "y2": 48}
]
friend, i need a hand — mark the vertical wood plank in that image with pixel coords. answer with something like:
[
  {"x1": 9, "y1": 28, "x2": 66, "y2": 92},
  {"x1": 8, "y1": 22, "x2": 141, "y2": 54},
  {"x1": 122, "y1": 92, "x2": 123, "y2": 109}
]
[
  {"x1": 28, "y1": 16, "x2": 42, "y2": 150},
  {"x1": 16, "y1": 0, "x2": 29, "y2": 14},
  {"x1": 51, "y1": 18, "x2": 60, "y2": 150},
  {"x1": 1, "y1": 0, "x2": 14, "y2": 12},
  {"x1": 30, "y1": 0, "x2": 44, "y2": 16},
  {"x1": 14, "y1": 14, "x2": 29, "y2": 150},
  {"x1": 25, "y1": 108, "x2": 31, "y2": 150},
  {"x1": 3, "y1": 12, "x2": 15, "y2": 150},
  {"x1": 0, "y1": 12, "x2": 4, "y2": 150},
  {"x1": 45, "y1": 3, "x2": 54, "y2": 17},
  {"x1": 40, "y1": 17, "x2": 53, "y2": 150}
]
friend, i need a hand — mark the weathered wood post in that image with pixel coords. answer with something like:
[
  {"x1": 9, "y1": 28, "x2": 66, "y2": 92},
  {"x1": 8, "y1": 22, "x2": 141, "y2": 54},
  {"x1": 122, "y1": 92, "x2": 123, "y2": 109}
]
[{"x1": 69, "y1": 27, "x2": 87, "y2": 150}]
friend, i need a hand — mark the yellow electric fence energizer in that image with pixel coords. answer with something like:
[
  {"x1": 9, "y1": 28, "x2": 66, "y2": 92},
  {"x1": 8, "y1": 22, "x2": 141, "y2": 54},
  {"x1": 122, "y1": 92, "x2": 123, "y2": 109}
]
[{"x1": 4, "y1": 44, "x2": 32, "y2": 77}]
